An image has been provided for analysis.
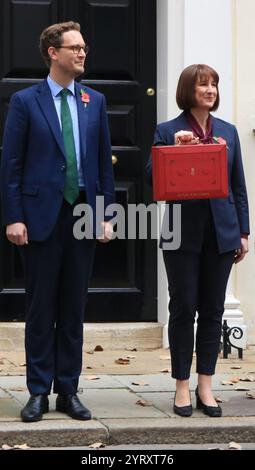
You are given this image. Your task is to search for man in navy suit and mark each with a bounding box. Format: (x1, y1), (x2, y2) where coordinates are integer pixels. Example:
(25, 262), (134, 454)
(0, 21), (115, 422)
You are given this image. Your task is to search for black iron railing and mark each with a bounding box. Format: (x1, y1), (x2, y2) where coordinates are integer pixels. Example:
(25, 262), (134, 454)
(222, 319), (243, 359)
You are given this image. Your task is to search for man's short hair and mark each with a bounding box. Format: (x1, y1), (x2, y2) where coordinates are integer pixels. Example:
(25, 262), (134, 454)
(39, 21), (81, 68)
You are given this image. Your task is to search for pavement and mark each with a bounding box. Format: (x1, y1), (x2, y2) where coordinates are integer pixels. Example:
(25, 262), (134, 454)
(0, 346), (255, 449)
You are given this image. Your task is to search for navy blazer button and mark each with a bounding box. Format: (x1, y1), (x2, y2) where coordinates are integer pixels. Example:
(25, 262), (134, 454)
(61, 165), (66, 171)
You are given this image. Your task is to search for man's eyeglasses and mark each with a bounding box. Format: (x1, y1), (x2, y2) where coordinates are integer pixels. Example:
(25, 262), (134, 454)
(56, 44), (89, 55)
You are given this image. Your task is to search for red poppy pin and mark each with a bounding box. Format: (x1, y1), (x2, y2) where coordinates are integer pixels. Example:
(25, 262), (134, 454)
(213, 136), (226, 145)
(213, 136), (229, 149)
(80, 89), (90, 108)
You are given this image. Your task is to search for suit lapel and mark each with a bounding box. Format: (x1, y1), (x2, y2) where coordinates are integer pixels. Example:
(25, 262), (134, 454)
(36, 80), (65, 157)
(211, 116), (223, 139)
(75, 82), (88, 160)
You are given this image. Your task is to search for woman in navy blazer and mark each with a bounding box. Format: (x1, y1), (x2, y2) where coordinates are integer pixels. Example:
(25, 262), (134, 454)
(147, 64), (249, 417)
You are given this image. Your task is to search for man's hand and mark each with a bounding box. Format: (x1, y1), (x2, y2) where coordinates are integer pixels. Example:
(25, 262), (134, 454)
(174, 130), (200, 145)
(6, 223), (28, 245)
(97, 221), (113, 243)
(234, 237), (249, 264)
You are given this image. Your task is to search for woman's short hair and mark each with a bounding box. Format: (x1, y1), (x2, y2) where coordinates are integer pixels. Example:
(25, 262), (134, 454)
(39, 21), (81, 68)
(176, 64), (220, 111)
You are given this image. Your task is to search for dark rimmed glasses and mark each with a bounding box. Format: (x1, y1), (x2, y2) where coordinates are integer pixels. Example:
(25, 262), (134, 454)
(56, 44), (89, 55)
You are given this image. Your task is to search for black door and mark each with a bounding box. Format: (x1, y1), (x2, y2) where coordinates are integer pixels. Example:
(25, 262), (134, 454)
(0, 0), (157, 322)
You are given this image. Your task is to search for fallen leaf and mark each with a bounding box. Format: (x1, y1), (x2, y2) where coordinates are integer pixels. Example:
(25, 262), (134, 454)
(88, 442), (105, 449)
(131, 381), (149, 386)
(221, 380), (234, 385)
(136, 399), (152, 407)
(115, 358), (130, 365)
(126, 355), (136, 359)
(230, 366), (242, 370)
(246, 392), (255, 399)
(86, 350), (94, 355)
(2, 444), (12, 450)
(85, 366), (93, 369)
(125, 347), (137, 351)
(159, 356), (170, 360)
(160, 368), (171, 373)
(239, 375), (255, 382)
(234, 386), (250, 391)
(228, 441), (242, 450)
(215, 395), (223, 403)
(13, 443), (30, 450)
(19, 363), (26, 367)
(9, 387), (26, 392)
(85, 376), (100, 380)
(229, 377), (240, 383)
(94, 345), (104, 352)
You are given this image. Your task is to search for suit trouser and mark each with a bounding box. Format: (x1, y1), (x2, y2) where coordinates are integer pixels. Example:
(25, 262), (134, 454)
(163, 220), (234, 380)
(20, 196), (96, 395)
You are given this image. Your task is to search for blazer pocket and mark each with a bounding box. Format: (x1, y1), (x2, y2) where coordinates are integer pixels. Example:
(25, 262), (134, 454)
(21, 185), (38, 196)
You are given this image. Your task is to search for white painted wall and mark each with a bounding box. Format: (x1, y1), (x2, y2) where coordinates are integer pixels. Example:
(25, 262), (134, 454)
(184, 0), (233, 121)
(234, 0), (255, 344)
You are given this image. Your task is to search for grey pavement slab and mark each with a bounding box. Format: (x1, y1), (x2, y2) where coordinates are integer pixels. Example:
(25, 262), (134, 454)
(0, 398), (22, 421)
(189, 374), (255, 390)
(113, 373), (255, 392)
(136, 390), (255, 418)
(0, 388), (9, 398)
(78, 374), (126, 389)
(114, 374), (175, 392)
(80, 388), (167, 419)
(136, 392), (195, 418)
(0, 376), (26, 388)
(2, 390), (59, 409)
(215, 391), (255, 416)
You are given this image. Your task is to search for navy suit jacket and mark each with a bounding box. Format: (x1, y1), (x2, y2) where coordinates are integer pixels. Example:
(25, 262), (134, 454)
(146, 112), (250, 253)
(0, 79), (115, 241)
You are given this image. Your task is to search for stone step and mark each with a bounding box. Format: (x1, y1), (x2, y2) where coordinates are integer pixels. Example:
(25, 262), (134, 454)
(1, 417), (255, 448)
(0, 322), (163, 351)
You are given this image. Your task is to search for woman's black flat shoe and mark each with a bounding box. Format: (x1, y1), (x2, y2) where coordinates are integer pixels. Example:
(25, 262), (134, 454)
(173, 392), (193, 417)
(195, 387), (222, 417)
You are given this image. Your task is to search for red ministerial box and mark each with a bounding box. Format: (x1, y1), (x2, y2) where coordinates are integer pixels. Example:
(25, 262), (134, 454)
(152, 144), (228, 201)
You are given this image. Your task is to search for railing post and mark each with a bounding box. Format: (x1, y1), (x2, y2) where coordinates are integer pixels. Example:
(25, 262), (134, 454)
(222, 320), (243, 359)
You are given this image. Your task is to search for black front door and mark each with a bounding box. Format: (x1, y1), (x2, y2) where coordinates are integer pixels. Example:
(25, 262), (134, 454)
(0, 0), (157, 322)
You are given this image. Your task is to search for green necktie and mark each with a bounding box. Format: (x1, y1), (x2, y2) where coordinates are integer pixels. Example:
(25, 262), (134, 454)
(60, 88), (79, 205)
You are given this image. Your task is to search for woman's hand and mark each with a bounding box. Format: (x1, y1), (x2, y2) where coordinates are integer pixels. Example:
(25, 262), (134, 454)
(234, 237), (249, 264)
(174, 130), (200, 145)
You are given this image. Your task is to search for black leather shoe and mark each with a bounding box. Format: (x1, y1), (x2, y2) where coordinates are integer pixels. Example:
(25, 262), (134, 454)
(173, 392), (193, 417)
(56, 394), (91, 420)
(195, 387), (222, 417)
(21, 394), (49, 422)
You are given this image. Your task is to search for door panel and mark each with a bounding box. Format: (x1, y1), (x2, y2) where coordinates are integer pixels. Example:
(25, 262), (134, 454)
(0, 0), (157, 322)
(1, 0), (58, 79)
